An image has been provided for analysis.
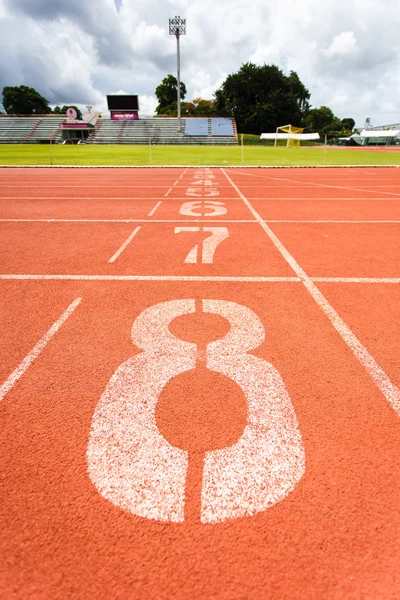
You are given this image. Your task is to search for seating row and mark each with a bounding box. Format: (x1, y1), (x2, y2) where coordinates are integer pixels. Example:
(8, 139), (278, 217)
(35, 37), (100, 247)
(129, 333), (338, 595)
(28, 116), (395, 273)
(90, 118), (237, 145)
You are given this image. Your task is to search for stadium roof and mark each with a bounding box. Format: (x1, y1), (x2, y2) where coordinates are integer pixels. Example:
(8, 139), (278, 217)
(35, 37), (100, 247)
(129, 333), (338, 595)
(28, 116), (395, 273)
(360, 129), (400, 138)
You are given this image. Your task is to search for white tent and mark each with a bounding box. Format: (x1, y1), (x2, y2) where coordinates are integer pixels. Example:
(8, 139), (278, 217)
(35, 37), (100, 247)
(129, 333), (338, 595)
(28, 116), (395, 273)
(260, 132), (320, 141)
(360, 129), (400, 138)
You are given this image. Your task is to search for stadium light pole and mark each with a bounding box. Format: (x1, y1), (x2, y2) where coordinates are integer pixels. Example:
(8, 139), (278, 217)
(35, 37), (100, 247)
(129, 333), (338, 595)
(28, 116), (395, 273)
(169, 15), (186, 132)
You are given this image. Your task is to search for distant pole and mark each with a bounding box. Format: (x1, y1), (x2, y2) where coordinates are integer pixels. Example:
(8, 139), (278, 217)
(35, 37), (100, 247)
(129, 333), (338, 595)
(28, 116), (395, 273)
(169, 16), (186, 133)
(149, 137), (152, 166)
(286, 124), (291, 148)
(177, 35), (181, 127)
(241, 133), (244, 165)
(50, 130), (53, 166)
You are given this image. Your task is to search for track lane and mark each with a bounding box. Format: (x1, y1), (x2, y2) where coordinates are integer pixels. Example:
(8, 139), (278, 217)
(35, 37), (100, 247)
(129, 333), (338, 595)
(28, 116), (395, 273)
(2, 166), (400, 599)
(2, 281), (400, 598)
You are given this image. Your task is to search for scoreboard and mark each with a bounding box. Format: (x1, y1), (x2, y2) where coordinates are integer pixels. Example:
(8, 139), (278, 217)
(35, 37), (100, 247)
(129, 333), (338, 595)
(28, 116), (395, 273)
(107, 95), (139, 120)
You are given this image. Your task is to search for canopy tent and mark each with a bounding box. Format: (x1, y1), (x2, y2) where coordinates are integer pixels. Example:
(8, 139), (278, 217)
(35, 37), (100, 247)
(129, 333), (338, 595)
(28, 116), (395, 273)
(360, 129), (400, 137)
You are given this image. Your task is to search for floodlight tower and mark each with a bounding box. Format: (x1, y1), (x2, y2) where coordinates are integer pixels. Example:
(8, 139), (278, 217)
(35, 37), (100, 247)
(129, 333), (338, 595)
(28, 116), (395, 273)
(169, 15), (186, 132)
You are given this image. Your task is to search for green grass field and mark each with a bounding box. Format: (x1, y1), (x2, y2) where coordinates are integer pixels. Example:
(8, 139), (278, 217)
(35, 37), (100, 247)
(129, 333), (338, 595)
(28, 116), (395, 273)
(1, 144), (400, 167)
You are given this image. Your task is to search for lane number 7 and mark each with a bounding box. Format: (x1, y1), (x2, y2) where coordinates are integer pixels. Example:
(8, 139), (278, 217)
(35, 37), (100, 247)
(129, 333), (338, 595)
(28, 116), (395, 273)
(174, 226), (229, 264)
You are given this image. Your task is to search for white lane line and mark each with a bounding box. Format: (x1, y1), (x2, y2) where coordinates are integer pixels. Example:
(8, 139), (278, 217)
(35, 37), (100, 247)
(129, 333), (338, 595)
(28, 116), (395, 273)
(0, 274), (300, 282)
(221, 168), (400, 418)
(148, 201), (162, 216)
(176, 167), (188, 183)
(0, 298), (81, 402)
(245, 198), (400, 202)
(108, 226), (141, 264)
(0, 274), (398, 283)
(0, 219), (257, 223)
(313, 277), (400, 283)
(261, 220), (400, 224)
(0, 197), (241, 201)
(0, 184), (203, 189)
(227, 169), (400, 198)
(163, 168), (189, 197)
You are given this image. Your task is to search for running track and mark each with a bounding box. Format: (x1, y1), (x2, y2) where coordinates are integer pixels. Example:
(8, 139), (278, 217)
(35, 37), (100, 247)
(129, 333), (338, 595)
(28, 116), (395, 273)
(1, 167), (400, 599)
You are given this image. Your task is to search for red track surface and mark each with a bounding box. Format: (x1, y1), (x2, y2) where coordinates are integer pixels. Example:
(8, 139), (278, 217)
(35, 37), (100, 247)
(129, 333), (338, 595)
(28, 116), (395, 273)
(1, 167), (400, 599)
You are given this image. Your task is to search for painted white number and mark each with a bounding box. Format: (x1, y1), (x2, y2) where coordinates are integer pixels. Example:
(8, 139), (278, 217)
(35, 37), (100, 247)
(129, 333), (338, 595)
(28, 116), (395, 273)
(190, 179), (214, 186)
(87, 300), (305, 523)
(185, 187), (220, 197)
(179, 200), (227, 217)
(174, 226), (229, 263)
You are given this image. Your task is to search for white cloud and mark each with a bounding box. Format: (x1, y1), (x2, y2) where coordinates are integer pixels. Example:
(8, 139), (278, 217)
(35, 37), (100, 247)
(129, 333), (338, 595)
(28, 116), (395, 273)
(139, 95), (158, 116)
(0, 0), (400, 126)
(323, 32), (358, 57)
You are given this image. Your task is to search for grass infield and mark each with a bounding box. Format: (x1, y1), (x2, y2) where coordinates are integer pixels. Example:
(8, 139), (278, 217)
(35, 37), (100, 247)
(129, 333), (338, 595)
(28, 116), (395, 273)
(1, 144), (400, 167)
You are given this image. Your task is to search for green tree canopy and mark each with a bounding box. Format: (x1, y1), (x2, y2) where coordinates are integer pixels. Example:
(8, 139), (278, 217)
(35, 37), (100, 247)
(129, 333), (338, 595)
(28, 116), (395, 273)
(155, 74), (186, 114)
(340, 118), (355, 134)
(305, 106), (355, 136)
(53, 105), (83, 120)
(2, 85), (52, 115)
(214, 63), (310, 134)
(182, 98), (216, 116)
(304, 106), (336, 133)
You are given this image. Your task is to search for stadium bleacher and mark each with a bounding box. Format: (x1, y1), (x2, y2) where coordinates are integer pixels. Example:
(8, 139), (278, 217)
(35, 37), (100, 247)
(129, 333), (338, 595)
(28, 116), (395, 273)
(0, 116), (237, 145)
(185, 118), (208, 136)
(0, 116), (65, 143)
(91, 117), (237, 145)
(211, 118), (234, 136)
(91, 120), (122, 144)
(29, 117), (65, 143)
(0, 118), (39, 143)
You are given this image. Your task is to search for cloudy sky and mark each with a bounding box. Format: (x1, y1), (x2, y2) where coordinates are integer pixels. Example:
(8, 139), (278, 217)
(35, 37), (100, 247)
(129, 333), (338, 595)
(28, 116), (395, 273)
(0, 0), (399, 127)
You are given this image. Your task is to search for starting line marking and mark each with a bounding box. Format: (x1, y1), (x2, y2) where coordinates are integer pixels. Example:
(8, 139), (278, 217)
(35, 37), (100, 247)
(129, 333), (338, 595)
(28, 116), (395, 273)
(0, 219), (399, 224)
(222, 168), (400, 418)
(0, 219), (256, 223)
(0, 298), (81, 402)
(147, 201), (162, 216)
(1, 274), (399, 283)
(8, 196), (400, 201)
(314, 277), (400, 283)
(0, 274), (301, 282)
(0, 197), (241, 201)
(108, 226), (141, 263)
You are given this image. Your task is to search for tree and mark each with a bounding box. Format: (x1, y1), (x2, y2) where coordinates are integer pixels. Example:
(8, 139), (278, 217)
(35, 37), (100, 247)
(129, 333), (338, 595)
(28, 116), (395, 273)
(155, 74), (186, 115)
(214, 63), (310, 134)
(2, 85), (52, 115)
(304, 106), (355, 137)
(182, 98), (216, 116)
(53, 105), (83, 120)
(340, 118), (355, 135)
(304, 106), (336, 133)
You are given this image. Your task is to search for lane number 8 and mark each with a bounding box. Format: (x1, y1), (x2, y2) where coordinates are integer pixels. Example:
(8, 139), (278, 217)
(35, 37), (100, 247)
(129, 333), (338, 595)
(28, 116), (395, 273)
(87, 300), (305, 524)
